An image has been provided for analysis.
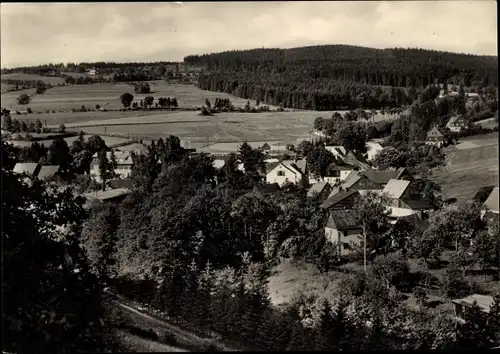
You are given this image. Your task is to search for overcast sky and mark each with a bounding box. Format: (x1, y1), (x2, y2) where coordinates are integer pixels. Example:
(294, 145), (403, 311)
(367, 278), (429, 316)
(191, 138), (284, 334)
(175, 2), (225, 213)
(1, 1), (497, 68)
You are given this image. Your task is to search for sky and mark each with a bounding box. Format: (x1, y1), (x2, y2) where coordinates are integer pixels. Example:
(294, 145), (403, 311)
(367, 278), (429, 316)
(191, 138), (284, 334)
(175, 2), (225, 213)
(1, 1), (498, 68)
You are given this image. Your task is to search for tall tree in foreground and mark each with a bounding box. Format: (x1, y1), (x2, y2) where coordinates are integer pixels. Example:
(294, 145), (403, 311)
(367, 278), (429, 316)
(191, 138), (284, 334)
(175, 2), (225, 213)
(353, 192), (391, 273)
(2, 141), (115, 353)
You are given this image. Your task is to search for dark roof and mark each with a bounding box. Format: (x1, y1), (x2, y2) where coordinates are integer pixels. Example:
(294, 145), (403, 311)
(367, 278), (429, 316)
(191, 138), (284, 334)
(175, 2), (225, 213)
(320, 190), (359, 209)
(108, 178), (134, 190)
(307, 182), (330, 197)
(395, 213), (430, 231)
(325, 159), (357, 173)
(402, 199), (434, 210)
(37, 165), (61, 180)
(253, 183), (281, 194)
(265, 162), (281, 173)
(342, 150), (370, 169)
(362, 168), (406, 185)
(326, 210), (360, 230)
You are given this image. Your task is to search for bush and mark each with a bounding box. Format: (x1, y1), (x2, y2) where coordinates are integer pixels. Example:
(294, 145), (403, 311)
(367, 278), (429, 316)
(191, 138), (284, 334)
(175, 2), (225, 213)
(26, 108), (32, 114)
(371, 251), (411, 291)
(17, 94), (31, 105)
(158, 332), (178, 346)
(440, 266), (482, 299)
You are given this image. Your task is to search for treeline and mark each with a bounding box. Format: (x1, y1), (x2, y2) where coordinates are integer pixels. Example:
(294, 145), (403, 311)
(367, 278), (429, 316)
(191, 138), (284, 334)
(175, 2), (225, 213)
(1, 79), (54, 92)
(184, 45), (498, 110)
(1, 61), (180, 75)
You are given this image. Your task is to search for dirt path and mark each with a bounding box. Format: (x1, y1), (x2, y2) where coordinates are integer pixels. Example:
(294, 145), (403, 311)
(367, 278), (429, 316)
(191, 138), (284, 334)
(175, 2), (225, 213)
(111, 296), (240, 352)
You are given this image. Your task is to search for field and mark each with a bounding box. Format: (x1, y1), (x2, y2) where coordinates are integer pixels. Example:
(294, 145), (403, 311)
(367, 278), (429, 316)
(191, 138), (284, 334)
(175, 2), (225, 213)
(1, 81), (281, 113)
(14, 110), (172, 126)
(41, 109), (392, 153)
(431, 133), (499, 201)
(1, 73), (66, 85)
(6, 134), (133, 149)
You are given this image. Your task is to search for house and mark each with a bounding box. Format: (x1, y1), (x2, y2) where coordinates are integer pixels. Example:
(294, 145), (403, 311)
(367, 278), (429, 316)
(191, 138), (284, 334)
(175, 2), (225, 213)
(320, 190), (360, 210)
(382, 179), (433, 219)
(90, 150), (134, 182)
(481, 186), (499, 222)
(324, 209), (362, 256)
(338, 168), (413, 195)
(261, 143), (271, 153)
(82, 188), (132, 208)
(115, 143), (149, 155)
(451, 294), (495, 321)
(307, 182), (332, 202)
(88, 68), (97, 76)
(13, 162), (40, 178)
(365, 141), (384, 161)
(446, 115), (468, 133)
(342, 150), (370, 170)
(266, 159), (308, 187)
(425, 126), (445, 147)
(310, 160), (359, 185)
(252, 183), (281, 197)
(37, 165), (62, 182)
(325, 145), (347, 159)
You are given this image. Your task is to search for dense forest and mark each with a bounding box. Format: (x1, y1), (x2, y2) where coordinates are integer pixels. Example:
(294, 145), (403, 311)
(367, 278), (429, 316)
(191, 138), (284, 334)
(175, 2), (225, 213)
(184, 45), (498, 110)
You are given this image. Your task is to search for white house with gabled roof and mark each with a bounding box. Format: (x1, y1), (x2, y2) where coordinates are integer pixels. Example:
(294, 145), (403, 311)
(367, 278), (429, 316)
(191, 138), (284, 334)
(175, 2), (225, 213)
(266, 159), (307, 186)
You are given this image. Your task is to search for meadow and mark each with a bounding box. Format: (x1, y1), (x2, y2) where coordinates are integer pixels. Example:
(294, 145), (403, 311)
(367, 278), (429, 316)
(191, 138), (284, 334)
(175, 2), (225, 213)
(14, 110), (171, 126)
(7, 134), (133, 149)
(1, 73), (66, 85)
(47, 109), (393, 152)
(1, 81), (280, 113)
(431, 132), (499, 201)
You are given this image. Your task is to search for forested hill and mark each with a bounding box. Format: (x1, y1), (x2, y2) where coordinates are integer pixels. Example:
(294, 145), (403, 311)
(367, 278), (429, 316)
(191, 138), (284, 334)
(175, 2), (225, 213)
(184, 45), (498, 110)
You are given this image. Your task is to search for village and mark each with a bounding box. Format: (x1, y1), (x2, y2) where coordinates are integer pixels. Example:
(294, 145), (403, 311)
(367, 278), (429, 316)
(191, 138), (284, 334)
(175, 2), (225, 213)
(3, 2), (499, 352)
(6, 101), (499, 326)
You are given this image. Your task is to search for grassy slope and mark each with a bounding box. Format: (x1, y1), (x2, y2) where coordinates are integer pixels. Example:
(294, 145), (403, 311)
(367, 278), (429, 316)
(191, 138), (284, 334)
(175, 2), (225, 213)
(1, 73), (66, 85)
(2, 81), (278, 112)
(431, 133), (499, 201)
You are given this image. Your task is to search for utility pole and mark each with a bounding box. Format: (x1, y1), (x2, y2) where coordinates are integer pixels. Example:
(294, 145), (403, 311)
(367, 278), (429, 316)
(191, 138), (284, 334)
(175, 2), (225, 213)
(364, 229), (367, 274)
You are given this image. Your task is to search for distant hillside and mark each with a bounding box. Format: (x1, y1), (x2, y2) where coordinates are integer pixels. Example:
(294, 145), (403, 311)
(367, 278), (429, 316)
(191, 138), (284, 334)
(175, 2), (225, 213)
(184, 45), (498, 110)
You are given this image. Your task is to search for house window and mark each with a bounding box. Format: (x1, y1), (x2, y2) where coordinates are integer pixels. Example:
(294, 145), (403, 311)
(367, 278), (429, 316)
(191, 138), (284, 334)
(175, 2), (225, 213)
(277, 171), (285, 176)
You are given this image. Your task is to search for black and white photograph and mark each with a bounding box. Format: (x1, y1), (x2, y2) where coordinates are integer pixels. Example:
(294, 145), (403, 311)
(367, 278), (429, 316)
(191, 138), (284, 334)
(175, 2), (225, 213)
(2, 1), (499, 352)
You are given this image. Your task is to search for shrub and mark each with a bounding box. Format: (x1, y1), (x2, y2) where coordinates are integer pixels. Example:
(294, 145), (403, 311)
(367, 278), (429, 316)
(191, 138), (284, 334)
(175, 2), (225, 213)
(371, 251), (411, 291)
(26, 107), (32, 114)
(440, 266), (482, 299)
(17, 94), (30, 105)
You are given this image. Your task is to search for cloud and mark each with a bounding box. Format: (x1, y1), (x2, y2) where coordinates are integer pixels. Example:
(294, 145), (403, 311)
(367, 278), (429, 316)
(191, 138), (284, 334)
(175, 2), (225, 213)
(1, 1), (497, 68)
